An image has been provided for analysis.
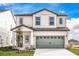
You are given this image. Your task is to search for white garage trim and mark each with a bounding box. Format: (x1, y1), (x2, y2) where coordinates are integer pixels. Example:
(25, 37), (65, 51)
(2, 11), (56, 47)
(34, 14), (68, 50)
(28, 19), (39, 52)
(33, 31), (68, 48)
(34, 31), (67, 36)
(36, 36), (65, 48)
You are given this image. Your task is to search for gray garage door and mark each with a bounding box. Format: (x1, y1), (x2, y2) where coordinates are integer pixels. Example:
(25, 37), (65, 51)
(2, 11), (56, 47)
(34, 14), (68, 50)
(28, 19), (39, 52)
(36, 36), (64, 48)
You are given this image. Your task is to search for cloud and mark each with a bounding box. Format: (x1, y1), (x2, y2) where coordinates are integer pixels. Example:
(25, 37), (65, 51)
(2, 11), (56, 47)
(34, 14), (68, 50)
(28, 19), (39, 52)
(59, 10), (65, 13)
(0, 3), (9, 6)
(11, 5), (33, 14)
(48, 3), (60, 10)
(67, 18), (79, 29)
(67, 18), (79, 41)
(0, 3), (13, 7)
(0, 3), (15, 10)
(0, 3), (34, 14)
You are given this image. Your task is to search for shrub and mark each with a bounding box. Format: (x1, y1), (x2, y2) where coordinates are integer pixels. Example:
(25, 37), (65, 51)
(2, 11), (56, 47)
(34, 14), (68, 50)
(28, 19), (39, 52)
(0, 46), (16, 51)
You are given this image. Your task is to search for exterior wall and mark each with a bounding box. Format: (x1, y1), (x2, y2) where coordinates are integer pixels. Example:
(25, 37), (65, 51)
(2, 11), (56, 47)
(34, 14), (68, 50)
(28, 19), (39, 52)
(0, 11), (16, 31)
(15, 10), (67, 28)
(33, 10), (57, 28)
(12, 30), (68, 49)
(11, 31), (16, 46)
(14, 9), (68, 49)
(0, 27), (10, 47)
(16, 16), (33, 27)
(57, 16), (66, 27)
(33, 31), (68, 48)
(12, 26), (33, 49)
(34, 31), (67, 36)
(0, 10), (16, 47)
(65, 35), (68, 48)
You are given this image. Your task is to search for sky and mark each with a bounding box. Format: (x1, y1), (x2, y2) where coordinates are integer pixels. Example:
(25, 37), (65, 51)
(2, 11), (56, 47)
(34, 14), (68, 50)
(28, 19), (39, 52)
(0, 3), (79, 41)
(0, 3), (79, 19)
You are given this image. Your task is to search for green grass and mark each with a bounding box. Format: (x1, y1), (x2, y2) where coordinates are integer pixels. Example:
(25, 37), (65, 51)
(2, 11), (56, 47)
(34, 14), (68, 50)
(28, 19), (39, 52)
(0, 47), (34, 56)
(67, 48), (79, 56)
(0, 51), (34, 56)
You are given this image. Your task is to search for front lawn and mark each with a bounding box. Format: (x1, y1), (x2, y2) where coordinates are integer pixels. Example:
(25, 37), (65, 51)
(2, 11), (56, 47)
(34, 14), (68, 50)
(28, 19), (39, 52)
(0, 47), (34, 56)
(0, 51), (34, 56)
(67, 48), (79, 56)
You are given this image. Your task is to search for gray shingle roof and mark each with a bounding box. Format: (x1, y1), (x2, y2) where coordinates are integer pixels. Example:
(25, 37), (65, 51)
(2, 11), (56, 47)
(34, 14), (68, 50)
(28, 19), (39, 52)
(11, 24), (70, 31)
(34, 27), (69, 31)
(15, 8), (67, 16)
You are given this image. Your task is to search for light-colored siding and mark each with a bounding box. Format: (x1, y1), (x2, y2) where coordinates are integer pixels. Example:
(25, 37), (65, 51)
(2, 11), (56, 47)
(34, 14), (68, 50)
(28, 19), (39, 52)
(0, 28), (9, 47)
(33, 10), (57, 28)
(14, 9), (68, 49)
(16, 16), (33, 27)
(15, 10), (67, 28)
(0, 11), (15, 31)
(57, 16), (66, 27)
(0, 10), (16, 47)
(34, 31), (67, 36)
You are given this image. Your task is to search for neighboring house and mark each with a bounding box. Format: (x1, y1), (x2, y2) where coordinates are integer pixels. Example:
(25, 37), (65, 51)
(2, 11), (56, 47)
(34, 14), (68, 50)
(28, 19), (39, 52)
(0, 10), (16, 47)
(68, 39), (79, 48)
(11, 9), (69, 49)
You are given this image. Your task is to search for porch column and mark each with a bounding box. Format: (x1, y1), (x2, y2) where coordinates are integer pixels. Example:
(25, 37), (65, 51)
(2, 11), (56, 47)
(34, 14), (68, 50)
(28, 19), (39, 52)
(30, 31), (33, 45)
(23, 33), (25, 49)
(33, 36), (36, 48)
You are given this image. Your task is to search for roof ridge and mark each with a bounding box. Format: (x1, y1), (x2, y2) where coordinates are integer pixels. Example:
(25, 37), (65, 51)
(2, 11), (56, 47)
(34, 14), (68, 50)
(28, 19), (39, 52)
(14, 8), (67, 16)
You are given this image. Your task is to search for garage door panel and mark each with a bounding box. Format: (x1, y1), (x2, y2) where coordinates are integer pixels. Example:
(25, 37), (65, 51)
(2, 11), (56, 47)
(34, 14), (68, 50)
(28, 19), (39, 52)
(36, 39), (50, 48)
(36, 36), (64, 48)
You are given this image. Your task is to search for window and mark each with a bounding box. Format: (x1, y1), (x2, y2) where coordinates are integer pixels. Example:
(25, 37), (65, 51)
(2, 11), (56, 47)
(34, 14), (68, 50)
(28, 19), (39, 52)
(49, 17), (54, 25)
(19, 18), (23, 24)
(47, 36), (49, 39)
(25, 36), (29, 43)
(58, 36), (60, 39)
(61, 36), (64, 39)
(35, 17), (40, 25)
(54, 36), (56, 39)
(40, 36), (42, 39)
(51, 36), (53, 39)
(44, 36), (46, 39)
(59, 18), (63, 24)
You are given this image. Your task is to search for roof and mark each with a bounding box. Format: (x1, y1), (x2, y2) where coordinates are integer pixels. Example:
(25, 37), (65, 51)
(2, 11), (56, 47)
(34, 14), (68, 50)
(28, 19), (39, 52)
(69, 39), (79, 42)
(14, 13), (32, 16)
(15, 9), (67, 16)
(0, 10), (9, 13)
(11, 24), (70, 31)
(34, 27), (70, 31)
(11, 24), (34, 31)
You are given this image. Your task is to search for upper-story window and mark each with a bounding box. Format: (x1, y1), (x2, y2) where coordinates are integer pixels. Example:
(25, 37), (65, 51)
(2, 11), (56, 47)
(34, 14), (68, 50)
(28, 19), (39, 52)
(49, 17), (54, 25)
(35, 17), (40, 25)
(19, 18), (23, 24)
(59, 18), (63, 24)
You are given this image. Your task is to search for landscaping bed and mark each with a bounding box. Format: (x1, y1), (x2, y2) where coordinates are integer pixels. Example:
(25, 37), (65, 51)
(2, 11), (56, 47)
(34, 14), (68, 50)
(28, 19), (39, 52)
(67, 48), (79, 56)
(0, 46), (34, 56)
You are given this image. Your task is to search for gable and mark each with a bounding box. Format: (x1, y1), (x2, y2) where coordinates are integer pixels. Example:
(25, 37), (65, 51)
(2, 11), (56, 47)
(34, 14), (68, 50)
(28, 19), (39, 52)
(11, 25), (33, 31)
(12, 26), (33, 32)
(21, 26), (33, 31)
(34, 10), (56, 15)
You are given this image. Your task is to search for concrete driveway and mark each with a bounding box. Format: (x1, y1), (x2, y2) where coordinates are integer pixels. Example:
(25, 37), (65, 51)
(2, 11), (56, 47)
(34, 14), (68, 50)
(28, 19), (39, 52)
(34, 49), (76, 56)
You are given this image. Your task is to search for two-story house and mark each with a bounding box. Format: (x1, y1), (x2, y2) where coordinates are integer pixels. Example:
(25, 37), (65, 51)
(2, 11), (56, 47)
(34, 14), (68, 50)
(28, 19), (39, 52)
(11, 9), (69, 49)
